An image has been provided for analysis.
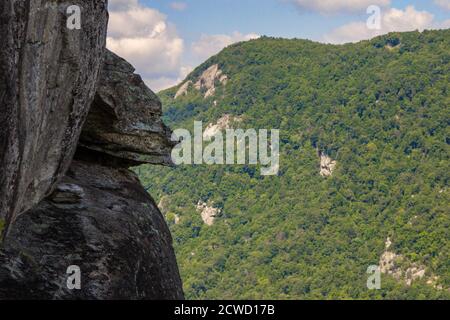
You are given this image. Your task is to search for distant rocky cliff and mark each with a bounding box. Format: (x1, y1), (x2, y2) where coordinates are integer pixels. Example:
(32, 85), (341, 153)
(0, 1), (183, 300)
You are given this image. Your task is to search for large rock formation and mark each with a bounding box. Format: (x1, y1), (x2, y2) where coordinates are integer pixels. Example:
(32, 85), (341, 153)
(0, 160), (183, 299)
(79, 50), (175, 167)
(174, 64), (228, 99)
(194, 64), (228, 98)
(0, 2), (183, 300)
(0, 0), (109, 232)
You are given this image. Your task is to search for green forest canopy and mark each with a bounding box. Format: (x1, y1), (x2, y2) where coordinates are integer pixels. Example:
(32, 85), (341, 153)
(138, 30), (450, 299)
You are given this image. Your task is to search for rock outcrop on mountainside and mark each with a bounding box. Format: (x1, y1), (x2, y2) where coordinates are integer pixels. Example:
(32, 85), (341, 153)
(318, 151), (337, 177)
(0, 1), (183, 300)
(174, 64), (228, 99)
(196, 201), (221, 226)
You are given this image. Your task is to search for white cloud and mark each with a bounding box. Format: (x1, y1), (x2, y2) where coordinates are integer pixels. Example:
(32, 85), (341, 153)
(170, 2), (188, 11)
(108, 0), (139, 11)
(192, 32), (260, 63)
(287, 0), (391, 14)
(144, 77), (183, 92)
(107, 0), (185, 91)
(107, 2), (260, 91)
(436, 19), (450, 29)
(144, 66), (193, 92)
(434, 0), (450, 10)
(324, 6), (437, 44)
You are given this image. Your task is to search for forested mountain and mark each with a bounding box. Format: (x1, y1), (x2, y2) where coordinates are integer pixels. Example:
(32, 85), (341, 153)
(138, 30), (450, 299)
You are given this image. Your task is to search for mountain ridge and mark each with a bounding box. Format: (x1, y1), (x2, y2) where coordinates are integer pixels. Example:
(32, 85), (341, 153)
(139, 29), (449, 299)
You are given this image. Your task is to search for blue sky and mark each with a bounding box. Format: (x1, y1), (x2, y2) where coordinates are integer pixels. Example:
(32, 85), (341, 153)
(145, 0), (449, 42)
(107, 0), (450, 91)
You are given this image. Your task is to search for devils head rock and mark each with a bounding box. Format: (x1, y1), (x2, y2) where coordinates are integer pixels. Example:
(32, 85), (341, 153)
(0, 1), (183, 300)
(78, 50), (176, 167)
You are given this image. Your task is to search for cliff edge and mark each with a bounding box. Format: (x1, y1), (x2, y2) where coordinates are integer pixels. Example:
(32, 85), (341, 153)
(0, 1), (183, 300)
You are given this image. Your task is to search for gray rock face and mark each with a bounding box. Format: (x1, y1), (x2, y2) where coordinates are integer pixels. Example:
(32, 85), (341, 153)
(0, 1), (184, 300)
(0, 1), (109, 231)
(79, 50), (175, 167)
(0, 160), (183, 300)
